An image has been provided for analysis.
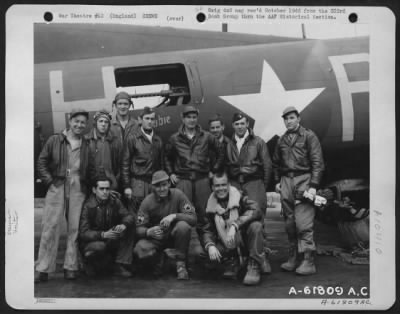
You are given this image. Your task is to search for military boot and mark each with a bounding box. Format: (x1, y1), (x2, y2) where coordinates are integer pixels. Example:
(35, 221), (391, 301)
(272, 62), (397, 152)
(260, 252), (272, 274)
(243, 259), (261, 286)
(34, 271), (48, 283)
(295, 250), (316, 275)
(280, 246), (297, 272)
(113, 263), (133, 278)
(222, 257), (239, 279)
(152, 252), (165, 278)
(176, 261), (189, 280)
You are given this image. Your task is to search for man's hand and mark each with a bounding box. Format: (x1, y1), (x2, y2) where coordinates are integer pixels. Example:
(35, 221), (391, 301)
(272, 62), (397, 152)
(208, 245), (222, 262)
(170, 174), (179, 185)
(146, 226), (164, 240)
(160, 214), (176, 229)
(226, 225), (236, 247)
(103, 228), (120, 240)
(308, 187), (317, 198)
(124, 188), (132, 200)
(275, 183), (281, 194)
(113, 224), (127, 234)
(110, 190), (121, 200)
(303, 187), (317, 201)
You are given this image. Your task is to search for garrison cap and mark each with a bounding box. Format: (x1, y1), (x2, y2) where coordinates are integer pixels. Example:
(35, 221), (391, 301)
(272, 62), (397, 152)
(69, 108), (89, 120)
(232, 112), (246, 123)
(151, 170), (170, 185)
(182, 105), (199, 116)
(208, 113), (224, 124)
(114, 91), (132, 104)
(93, 109), (112, 122)
(282, 106), (299, 118)
(139, 106), (155, 118)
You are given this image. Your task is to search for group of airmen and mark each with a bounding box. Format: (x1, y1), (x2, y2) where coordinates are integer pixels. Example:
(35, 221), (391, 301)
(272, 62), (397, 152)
(35, 90), (324, 286)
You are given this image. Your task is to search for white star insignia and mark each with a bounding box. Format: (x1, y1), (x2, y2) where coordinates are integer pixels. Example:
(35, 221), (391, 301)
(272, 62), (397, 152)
(219, 60), (325, 140)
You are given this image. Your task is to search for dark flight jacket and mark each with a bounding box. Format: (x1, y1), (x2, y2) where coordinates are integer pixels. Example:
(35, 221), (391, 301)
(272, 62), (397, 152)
(165, 125), (224, 179)
(121, 128), (164, 189)
(79, 194), (135, 244)
(272, 125), (324, 188)
(225, 128), (272, 189)
(136, 188), (197, 239)
(200, 194), (262, 250)
(37, 130), (91, 192)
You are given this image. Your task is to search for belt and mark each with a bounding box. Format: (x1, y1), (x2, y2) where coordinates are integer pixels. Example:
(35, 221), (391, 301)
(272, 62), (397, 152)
(66, 169), (80, 177)
(177, 171), (208, 181)
(283, 171), (308, 178)
(236, 174), (262, 184)
(132, 175), (152, 183)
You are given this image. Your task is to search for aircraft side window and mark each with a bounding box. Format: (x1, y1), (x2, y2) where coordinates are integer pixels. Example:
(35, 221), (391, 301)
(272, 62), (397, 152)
(114, 64), (191, 110)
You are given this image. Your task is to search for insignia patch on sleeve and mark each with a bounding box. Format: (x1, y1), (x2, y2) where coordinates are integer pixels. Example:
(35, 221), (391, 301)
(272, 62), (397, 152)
(183, 203), (194, 213)
(136, 214), (145, 225)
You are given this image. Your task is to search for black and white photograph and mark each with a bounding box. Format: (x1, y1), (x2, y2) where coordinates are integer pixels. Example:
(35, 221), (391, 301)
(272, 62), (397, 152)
(5, 4), (396, 310)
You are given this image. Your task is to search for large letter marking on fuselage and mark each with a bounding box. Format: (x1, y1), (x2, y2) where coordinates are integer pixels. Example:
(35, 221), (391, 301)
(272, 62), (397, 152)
(50, 66), (116, 131)
(328, 53), (369, 142)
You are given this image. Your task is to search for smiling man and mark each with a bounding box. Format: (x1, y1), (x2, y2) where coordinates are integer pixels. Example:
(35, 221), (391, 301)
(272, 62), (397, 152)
(35, 109), (91, 282)
(226, 112), (272, 214)
(165, 106), (224, 229)
(122, 107), (164, 212)
(110, 91), (139, 144)
(208, 114), (231, 175)
(133, 170), (197, 280)
(79, 173), (135, 278)
(86, 110), (121, 191)
(272, 106), (325, 275)
(200, 172), (265, 285)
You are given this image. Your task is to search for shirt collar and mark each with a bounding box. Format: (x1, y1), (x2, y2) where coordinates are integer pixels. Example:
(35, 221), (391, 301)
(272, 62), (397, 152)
(234, 129), (249, 143)
(141, 127), (154, 137)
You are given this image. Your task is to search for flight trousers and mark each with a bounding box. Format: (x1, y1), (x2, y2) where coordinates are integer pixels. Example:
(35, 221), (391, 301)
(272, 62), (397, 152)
(133, 221), (192, 261)
(176, 176), (210, 223)
(81, 227), (135, 269)
(35, 177), (85, 273)
(280, 173), (316, 252)
(200, 221), (265, 266)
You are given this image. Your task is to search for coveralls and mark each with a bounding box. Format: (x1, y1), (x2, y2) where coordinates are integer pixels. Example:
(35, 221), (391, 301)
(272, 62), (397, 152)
(35, 130), (90, 273)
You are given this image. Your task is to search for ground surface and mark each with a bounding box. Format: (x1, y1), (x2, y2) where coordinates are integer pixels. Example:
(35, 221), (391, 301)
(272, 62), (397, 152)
(34, 198), (369, 299)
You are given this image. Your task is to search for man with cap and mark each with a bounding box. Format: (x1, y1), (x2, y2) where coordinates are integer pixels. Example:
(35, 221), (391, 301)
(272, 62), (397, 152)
(208, 114), (231, 176)
(133, 170), (197, 280)
(35, 109), (91, 282)
(164, 106), (224, 227)
(272, 106), (324, 275)
(110, 91), (139, 154)
(79, 171), (135, 278)
(86, 109), (122, 191)
(225, 112), (273, 273)
(200, 172), (265, 286)
(122, 106), (164, 212)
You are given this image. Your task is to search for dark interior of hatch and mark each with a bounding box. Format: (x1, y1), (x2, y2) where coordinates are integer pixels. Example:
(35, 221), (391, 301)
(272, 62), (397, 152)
(114, 63), (191, 107)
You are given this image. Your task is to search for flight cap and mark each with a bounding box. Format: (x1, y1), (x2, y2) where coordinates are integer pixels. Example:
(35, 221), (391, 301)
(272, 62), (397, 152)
(151, 170), (170, 185)
(114, 91), (132, 103)
(140, 106), (155, 118)
(232, 112), (246, 123)
(208, 113), (224, 124)
(93, 109), (112, 122)
(182, 105), (199, 117)
(70, 108), (89, 120)
(282, 106), (299, 118)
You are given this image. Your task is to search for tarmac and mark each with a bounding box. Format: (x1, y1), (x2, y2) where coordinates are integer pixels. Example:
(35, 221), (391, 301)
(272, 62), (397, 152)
(34, 197), (369, 299)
